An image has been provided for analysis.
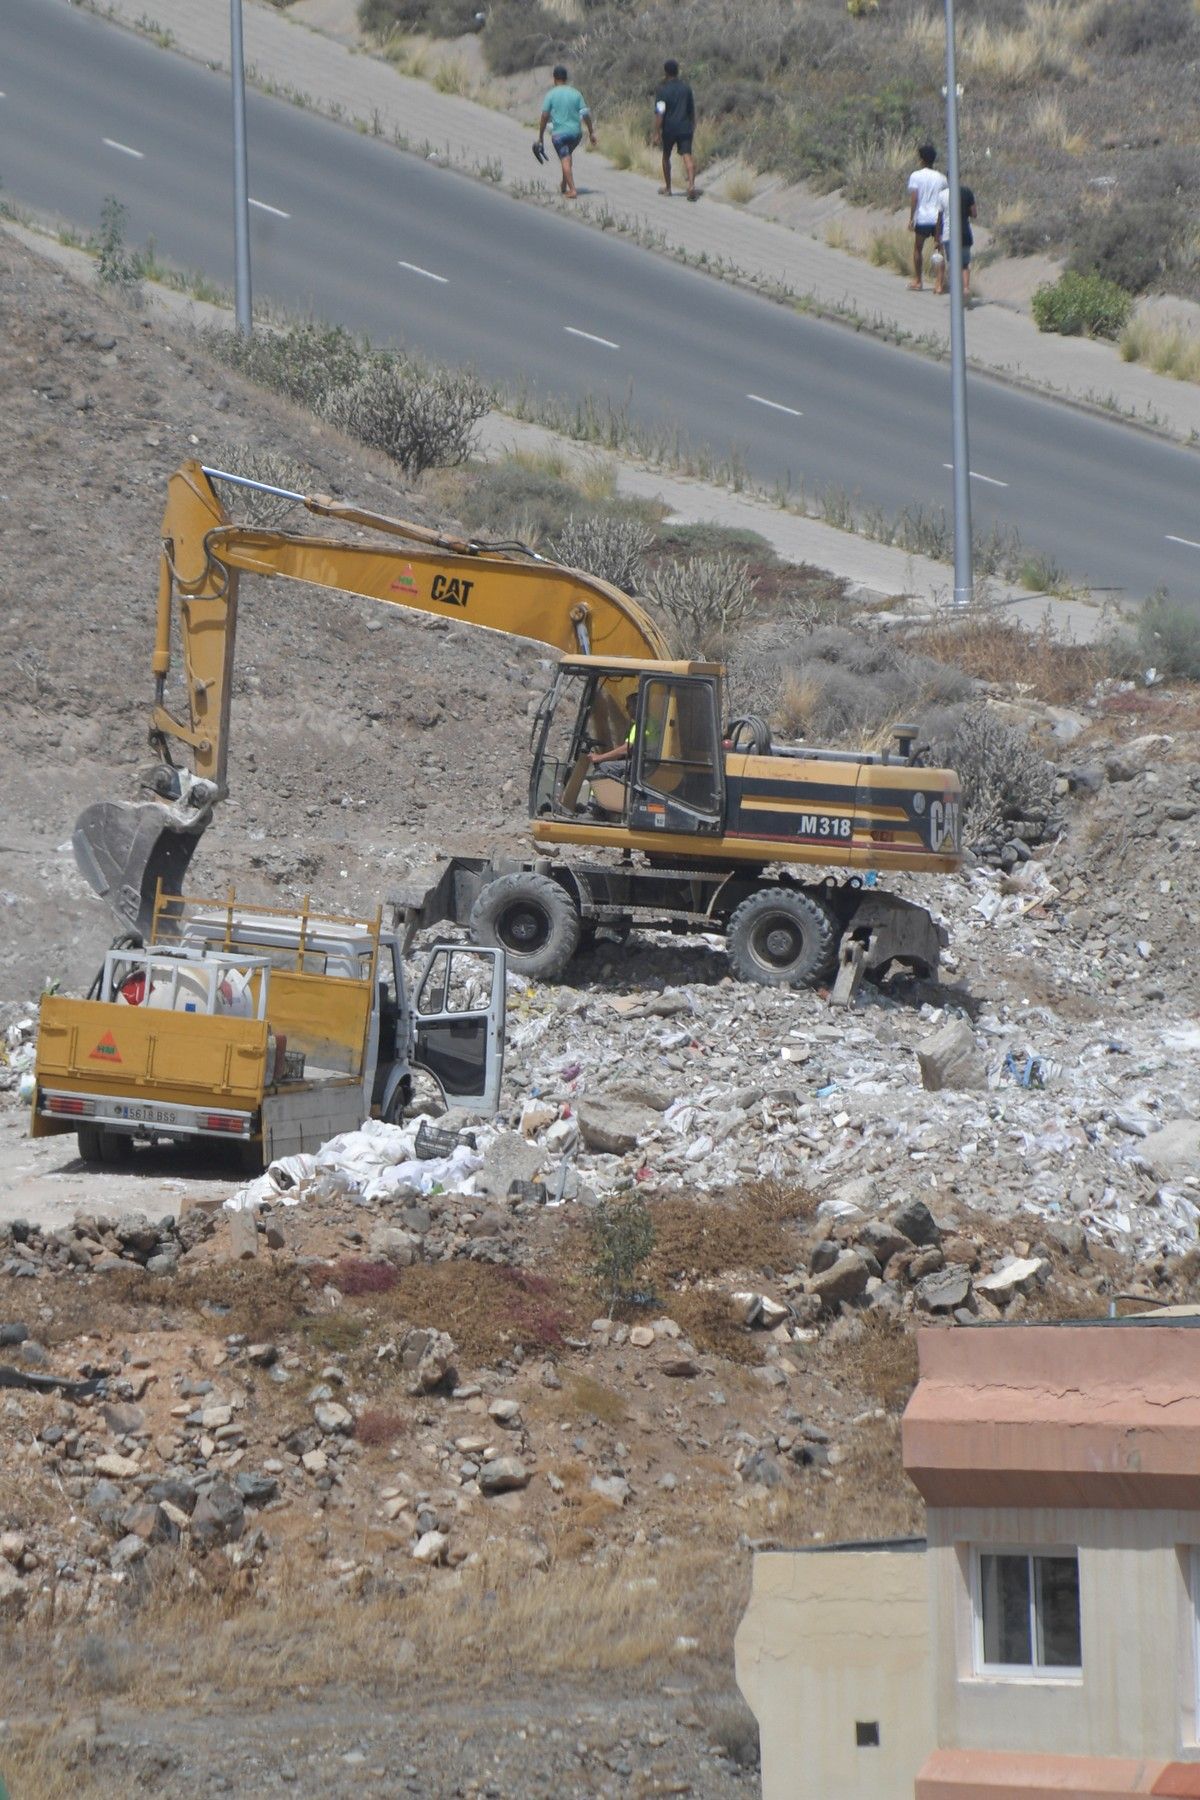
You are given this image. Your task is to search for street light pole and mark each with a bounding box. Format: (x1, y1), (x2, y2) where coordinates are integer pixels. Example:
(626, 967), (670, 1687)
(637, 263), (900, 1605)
(944, 0), (972, 606)
(230, 0), (253, 334)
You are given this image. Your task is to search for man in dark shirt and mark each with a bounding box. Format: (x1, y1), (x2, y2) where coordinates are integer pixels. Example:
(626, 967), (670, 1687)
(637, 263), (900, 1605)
(654, 59), (697, 201)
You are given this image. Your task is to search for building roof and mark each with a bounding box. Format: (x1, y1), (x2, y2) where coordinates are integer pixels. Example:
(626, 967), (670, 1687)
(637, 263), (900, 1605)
(903, 1323), (1200, 1510)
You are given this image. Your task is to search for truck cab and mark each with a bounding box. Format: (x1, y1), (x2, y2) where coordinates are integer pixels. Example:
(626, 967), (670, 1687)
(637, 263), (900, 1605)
(32, 891), (505, 1167)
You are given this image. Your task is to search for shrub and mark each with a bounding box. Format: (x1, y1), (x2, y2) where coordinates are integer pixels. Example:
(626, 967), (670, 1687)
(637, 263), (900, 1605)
(1136, 592), (1200, 679)
(324, 356), (491, 476)
(355, 1409), (408, 1446)
(358, 0), (476, 37)
(95, 194), (144, 300)
(1087, 0), (1192, 55)
(209, 320), (366, 409)
(643, 553), (760, 654)
(589, 1195), (656, 1317)
(936, 703), (1056, 839)
(1068, 201), (1170, 296)
(482, 0), (565, 75)
(332, 1257), (399, 1295)
(207, 446), (311, 527)
(1031, 269), (1132, 339)
(549, 514), (653, 592)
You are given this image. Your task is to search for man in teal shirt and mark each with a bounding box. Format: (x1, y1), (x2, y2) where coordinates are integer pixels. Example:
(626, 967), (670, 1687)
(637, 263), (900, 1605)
(537, 65), (596, 201)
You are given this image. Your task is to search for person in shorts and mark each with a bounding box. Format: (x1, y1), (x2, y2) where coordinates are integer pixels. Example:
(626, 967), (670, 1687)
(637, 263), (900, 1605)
(538, 66), (596, 201)
(654, 59), (697, 200)
(906, 141), (945, 289)
(936, 179), (978, 299)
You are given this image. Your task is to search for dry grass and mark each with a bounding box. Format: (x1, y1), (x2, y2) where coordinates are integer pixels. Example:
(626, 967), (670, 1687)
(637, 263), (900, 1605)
(962, 6), (1085, 86)
(901, 611), (1107, 706)
(1120, 315), (1200, 383)
(598, 103), (664, 181)
(776, 669), (825, 737)
(823, 1313), (919, 1415)
(565, 1373), (629, 1425)
(721, 167), (757, 205)
(431, 56), (473, 96)
(1027, 92), (1087, 153)
(868, 226), (913, 278)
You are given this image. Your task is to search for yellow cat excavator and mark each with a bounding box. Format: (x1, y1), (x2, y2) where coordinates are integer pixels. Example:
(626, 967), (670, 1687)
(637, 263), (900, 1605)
(74, 460), (962, 995)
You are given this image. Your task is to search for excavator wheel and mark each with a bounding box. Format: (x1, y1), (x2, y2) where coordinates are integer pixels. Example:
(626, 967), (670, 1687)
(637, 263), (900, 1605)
(726, 888), (838, 989)
(469, 872), (580, 981)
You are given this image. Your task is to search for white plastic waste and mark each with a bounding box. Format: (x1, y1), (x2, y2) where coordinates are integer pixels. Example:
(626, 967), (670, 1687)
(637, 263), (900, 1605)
(224, 1115), (488, 1213)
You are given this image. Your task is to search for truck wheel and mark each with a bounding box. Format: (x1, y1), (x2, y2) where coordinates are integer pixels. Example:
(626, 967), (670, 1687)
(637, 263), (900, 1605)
(76, 1125), (133, 1165)
(726, 889), (837, 988)
(469, 872), (580, 981)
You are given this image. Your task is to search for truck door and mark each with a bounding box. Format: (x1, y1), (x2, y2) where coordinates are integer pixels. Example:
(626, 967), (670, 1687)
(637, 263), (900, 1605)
(413, 945), (506, 1114)
(628, 676), (724, 837)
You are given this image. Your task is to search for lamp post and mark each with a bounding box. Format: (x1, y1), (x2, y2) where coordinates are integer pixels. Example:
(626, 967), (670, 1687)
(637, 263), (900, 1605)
(231, 0), (252, 334)
(944, 0), (972, 606)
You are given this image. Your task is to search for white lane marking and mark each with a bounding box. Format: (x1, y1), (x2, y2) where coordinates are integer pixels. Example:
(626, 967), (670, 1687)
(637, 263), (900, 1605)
(1165, 533), (1200, 551)
(102, 137), (144, 159)
(943, 462), (1008, 488)
(249, 197), (290, 219)
(747, 392), (803, 418)
(397, 259), (448, 284)
(564, 326), (620, 349)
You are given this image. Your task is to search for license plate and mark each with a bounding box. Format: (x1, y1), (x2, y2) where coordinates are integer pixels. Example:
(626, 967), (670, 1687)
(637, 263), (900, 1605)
(110, 1101), (179, 1127)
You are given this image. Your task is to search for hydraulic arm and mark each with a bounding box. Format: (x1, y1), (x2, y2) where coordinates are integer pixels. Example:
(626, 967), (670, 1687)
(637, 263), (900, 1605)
(74, 461), (668, 935)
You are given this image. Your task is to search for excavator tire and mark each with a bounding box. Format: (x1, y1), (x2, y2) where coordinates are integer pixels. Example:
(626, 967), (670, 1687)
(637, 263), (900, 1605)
(726, 888), (838, 989)
(469, 872), (580, 981)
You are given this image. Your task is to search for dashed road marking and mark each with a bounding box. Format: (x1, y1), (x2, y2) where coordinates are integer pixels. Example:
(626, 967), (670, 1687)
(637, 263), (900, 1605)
(102, 137), (144, 159)
(1165, 534), (1200, 551)
(943, 463), (1008, 488)
(397, 259), (448, 283)
(249, 197), (290, 219)
(564, 326), (620, 349)
(747, 393), (803, 418)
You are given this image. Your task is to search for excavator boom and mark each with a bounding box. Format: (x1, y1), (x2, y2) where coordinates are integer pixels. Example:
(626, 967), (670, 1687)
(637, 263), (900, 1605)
(75, 461), (669, 936)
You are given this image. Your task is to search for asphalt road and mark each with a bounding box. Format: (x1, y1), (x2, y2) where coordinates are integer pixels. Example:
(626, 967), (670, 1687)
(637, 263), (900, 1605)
(3, 0), (1199, 602)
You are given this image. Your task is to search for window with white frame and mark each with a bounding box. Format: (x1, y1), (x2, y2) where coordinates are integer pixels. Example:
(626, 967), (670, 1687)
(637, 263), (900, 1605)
(975, 1550), (1082, 1675)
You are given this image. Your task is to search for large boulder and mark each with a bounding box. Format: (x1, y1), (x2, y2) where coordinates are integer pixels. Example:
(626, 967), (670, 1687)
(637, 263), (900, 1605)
(477, 1457), (532, 1495)
(890, 1199), (942, 1248)
(916, 1017), (988, 1092)
(915, 1265), (974, 1314)
(809, 1251), (870, 1310)
(401, 1328), (457, 1396)
(577, 1098), (657, 1156)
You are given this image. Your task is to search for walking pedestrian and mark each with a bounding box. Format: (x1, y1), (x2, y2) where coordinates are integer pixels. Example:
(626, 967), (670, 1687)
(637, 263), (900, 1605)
(936, 177), (978, 300)
(537, 65), (596, 201)
(906, 141), (945, 290)
(654, 59), (697, 200)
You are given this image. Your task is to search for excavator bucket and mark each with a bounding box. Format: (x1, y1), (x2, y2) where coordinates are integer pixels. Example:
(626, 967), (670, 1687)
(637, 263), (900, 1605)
(72, 800), (209, 940)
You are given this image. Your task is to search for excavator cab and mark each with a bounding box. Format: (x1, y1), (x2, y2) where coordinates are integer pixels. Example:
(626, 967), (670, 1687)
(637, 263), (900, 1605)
(528, 656), (726, 843)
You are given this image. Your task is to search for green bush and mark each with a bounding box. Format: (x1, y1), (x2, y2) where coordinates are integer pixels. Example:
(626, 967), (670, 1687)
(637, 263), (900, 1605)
(1031, 270), (1132, 339)
(482, 0), (565, 75)
(589, 1195), (656, 1317)
(209, 320), (366, 409)
(1136, 593), (1200, 679)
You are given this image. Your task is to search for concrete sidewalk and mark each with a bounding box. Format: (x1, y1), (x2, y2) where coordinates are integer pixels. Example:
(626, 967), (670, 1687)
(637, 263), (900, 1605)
(98, 0), (1200, 444)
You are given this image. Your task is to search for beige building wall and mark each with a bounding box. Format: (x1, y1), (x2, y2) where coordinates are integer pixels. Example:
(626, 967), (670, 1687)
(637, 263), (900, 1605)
(927, 1505), (1200, 1761)
(736, 1545), (933, 1800)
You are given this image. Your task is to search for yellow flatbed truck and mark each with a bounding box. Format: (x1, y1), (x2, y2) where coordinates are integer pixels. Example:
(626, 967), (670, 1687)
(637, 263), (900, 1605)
(31, 889), (505, 1167)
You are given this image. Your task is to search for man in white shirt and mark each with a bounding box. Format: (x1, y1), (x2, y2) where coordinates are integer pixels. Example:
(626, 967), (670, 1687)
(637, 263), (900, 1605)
(907, 142), (944, 290)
